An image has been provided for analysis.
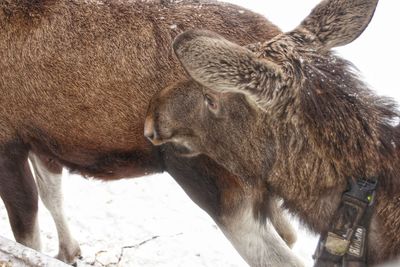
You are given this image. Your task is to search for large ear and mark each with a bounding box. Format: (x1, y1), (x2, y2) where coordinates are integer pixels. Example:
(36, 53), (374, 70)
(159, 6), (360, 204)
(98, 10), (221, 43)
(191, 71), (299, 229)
(295, 0), (379, 50)
(173, 29), (284, 108)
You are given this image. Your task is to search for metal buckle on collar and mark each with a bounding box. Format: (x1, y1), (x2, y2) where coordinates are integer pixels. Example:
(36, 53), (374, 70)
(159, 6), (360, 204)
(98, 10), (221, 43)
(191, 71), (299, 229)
(325, 232), (351, 256)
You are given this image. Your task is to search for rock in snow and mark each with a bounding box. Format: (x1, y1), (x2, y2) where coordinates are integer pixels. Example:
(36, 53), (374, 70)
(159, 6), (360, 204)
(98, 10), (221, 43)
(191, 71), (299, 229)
(0, 236), (68, 267)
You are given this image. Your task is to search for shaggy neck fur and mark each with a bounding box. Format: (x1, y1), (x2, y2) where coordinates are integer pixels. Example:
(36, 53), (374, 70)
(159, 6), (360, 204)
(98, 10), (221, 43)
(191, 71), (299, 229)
(263, 51), (400, 263)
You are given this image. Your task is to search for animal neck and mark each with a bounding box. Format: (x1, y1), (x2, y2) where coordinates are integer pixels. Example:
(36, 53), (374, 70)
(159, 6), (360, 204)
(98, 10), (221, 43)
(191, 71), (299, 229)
(264, 122), (345, 232)
(266, 53), (400, 193)
(263, 73), (400, 232)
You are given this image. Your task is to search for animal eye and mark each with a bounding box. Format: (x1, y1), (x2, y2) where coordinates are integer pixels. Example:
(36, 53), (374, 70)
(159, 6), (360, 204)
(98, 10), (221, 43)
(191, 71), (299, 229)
(204, 93), (218, 110)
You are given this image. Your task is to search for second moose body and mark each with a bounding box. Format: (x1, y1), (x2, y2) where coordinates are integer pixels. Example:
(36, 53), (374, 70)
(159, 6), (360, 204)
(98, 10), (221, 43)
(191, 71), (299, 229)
(146, 0), (400, 265)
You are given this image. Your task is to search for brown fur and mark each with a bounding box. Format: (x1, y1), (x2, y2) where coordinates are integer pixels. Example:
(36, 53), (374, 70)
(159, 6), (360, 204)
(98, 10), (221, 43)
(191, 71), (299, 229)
(146, 0), (400, 264)
(0, 0), (279, 177)
(0, 141), (39, 245)
(0, 0), (293, 265)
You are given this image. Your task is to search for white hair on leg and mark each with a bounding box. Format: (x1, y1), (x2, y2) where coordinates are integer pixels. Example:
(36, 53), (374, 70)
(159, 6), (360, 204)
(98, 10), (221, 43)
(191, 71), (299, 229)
(219, 201), (304, 267)
(29, 153), (81, 264)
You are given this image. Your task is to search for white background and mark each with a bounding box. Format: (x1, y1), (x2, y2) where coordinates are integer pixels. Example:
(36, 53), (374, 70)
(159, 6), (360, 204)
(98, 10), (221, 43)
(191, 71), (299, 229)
(1, 1), (399, 266)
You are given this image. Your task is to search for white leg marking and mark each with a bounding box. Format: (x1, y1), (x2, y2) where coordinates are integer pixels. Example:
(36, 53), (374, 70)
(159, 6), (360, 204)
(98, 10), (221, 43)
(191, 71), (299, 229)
(29, 153), (81, 263)
(219, 201), (304, 267)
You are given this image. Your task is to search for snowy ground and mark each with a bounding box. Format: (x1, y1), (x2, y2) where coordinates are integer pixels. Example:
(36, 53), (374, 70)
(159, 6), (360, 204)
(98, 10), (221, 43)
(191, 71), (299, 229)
(1, 0), (399, 267)
(0, 172), (318, 267)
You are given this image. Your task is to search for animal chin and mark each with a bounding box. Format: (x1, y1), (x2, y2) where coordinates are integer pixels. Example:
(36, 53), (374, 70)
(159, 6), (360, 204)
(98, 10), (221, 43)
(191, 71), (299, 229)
(169, 138), (200, 157)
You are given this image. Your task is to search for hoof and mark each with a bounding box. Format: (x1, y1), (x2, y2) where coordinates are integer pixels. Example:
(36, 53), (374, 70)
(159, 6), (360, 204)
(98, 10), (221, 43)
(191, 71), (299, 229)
(56, 240), (82, 264)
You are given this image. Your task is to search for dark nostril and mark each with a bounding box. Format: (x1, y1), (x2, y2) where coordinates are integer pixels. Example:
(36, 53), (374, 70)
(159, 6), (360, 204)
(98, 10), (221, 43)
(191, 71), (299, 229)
(146, 132), (155, 140)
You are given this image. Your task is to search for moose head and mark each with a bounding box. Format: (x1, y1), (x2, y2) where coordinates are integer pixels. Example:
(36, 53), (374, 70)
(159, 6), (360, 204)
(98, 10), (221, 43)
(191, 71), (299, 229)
(145, 0), (399, 184)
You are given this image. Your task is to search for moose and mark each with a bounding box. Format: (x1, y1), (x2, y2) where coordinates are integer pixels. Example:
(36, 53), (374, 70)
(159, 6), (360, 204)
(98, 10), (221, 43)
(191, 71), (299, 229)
(145, 0), (400, 265)
(0, 0), (305, 266)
